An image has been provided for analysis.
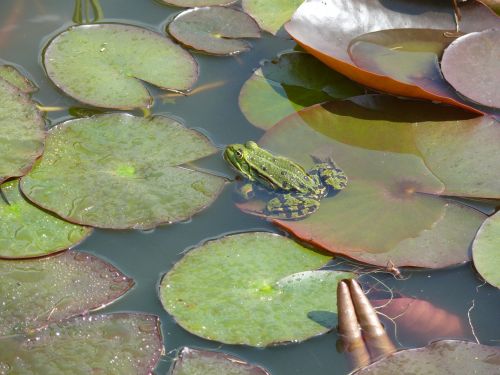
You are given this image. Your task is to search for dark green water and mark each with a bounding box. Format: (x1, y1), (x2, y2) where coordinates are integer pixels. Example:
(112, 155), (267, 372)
(1, 1), (499, 374)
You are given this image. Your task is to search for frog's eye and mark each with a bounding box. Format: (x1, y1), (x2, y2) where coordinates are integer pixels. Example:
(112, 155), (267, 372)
(235, 149), (243, 158)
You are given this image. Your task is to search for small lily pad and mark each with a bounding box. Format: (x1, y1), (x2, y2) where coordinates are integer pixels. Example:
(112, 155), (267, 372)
(160, 232), (354, 347)
(160, 0), (237, 7)
(0, 78), (45, 184)
(0, 251), (134, 336)
(171, 347), (270, 375)
(168, 7), (260, 55)
(441, 28), (500, 109)
(353, 340), (500, 374)
(239, 52), (364, 129)
(0, 65), (37, 93)
(472, 211), (500, 288)
(21, 114), (225, 229)
(44, 23), (198, 109)
(0, 313), (163, 375)
(242, 0), (303, 35)
(0, 179), (92, 259)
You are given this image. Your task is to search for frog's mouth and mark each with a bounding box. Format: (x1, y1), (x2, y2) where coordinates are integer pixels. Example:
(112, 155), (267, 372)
(223, 146), (253, 181)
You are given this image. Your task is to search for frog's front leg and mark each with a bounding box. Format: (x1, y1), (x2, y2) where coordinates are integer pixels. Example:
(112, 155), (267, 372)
(235, 182), (256, 200)
(266, 193), (320, 219)
(309, 161), (348, 192)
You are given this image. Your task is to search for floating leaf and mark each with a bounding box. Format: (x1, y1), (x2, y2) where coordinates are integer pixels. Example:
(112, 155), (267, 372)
(352, 340), (500, 374)
(286, 0), (500, 112)
(171, 347), (270, 375)
(242, 0), (303, 35)
(160, 232), (353, 347)
(441, 29), (500, 109)
(0, 179), (92, 259)
(0, 251), (133, 336)
(160, 0), (237, 7)
(44, 23), (198, 109)
(0, 78), (45, 184)
(239, 52), (364, 129)
(0, 65), (37, 93)
(237, 96), (488, 268)
(0, 313), (163, 375)
(472, 211), (500, 288)
(168, 7), (260, 55)
(21, 114), (225, 229)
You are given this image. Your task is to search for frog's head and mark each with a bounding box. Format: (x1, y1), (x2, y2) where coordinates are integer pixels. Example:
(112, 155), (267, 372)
(224, 141), (260, 181)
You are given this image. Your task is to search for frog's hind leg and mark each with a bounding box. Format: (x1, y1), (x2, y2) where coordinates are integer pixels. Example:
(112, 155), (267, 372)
(266, 194), (320, 219)
(309, 160), (348, 192)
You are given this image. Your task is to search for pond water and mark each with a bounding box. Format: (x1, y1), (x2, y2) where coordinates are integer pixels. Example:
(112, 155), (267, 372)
(1, 0), (499, 374)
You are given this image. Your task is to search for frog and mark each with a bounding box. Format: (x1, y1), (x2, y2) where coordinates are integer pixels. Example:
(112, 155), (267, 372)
(223, 141), (348, 219)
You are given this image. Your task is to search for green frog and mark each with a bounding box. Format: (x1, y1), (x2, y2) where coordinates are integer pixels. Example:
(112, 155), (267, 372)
(224, 141), (347, 219)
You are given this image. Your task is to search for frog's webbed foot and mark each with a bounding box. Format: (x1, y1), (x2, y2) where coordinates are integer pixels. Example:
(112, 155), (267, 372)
(308, 158), (348, 192)
(235, 182), (255, 200)
(266, 194), (320, 219)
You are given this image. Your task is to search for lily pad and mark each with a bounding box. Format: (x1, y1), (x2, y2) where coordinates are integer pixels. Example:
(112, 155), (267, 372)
(0, 179), (92, 259)
(237, 96), (488, 268)
(472, 211), (500, 288)
(0, 77), (45, 184)
(0, 65), (37, 93)
(285, 0), (500, 112)
(171, 347), (271, 375)
(168, 7), (260, 55)
(352, 340), (500, 374)
(441, 29), (500, 109)
(239, 52), (364, 129)
(43, 23), (198, 109)
(0, 313), (163, 375)
(242, 0), (303, 35)
(21, 114), (225, 229)
(0, 251), (133, 336)
(160, 0), (237, 7)
(160, 232), (354, 347)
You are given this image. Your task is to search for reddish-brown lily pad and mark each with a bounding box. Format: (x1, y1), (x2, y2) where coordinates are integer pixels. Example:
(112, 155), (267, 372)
(441, 28), (500, 109)
(285, 0), (500, 112)
(0, 251), (133, 336)
(0, 313), (163, 375)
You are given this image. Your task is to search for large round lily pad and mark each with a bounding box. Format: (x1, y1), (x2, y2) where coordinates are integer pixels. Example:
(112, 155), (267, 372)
(242, 0), (303, 35)
(0, 65), (37, 93)
(352, 340), (500, 374)
(0, 179), (92, 259)
(472, 211), (500, 288)
(160, 0), (237, 7)
(0, 77), (45, 184)
(168, 7), (260, 55)
(160, 232), (353, 346)
(43, 23), (198, 109)
(441, 29), (500, 109)
(0, 313), (163, 375)
(20, 114), (225, 229)
(0, 251), (133, 336)
(239, 52), (364, 130)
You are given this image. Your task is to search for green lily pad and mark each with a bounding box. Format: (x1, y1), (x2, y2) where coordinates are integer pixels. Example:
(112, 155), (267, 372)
(472, 211), (500, 288)
(0, 65), (37, 93)
(0, 313), (163, 375)
(0, 179), (92, 259)
(239, 52), (364, 130)
(168, 7), (260, 55)
(43, 23), (198, 109)
(352, 340), (500, 374)
(171, 347), (270, 375)
(236, 96), (488, 268)
(441, 29), (500, 109)
(242, 0), (303, 35)
(160, 232), (354, 347)
(0, 78), (45, 184)
(160, 0), (237, 7)
(0, 251), (134, 336)
(21, 114), (225, 229)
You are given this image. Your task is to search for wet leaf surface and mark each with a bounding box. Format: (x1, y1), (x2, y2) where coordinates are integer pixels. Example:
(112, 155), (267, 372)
(160, 0), (237, 7)
(286, 0), (500, 111)
(242, 0), (303, 35)
(44, 23), (198, 109)
(441, 29), (500, 109)
(160, 232), (354, 347)
(0, 313), (163, 375)
(0, 65), (37, 93)
(352, 340), (500, 374)
(171, 347), (271, 375)
(21, 114), (225, 229)
(0, 251), (133, 336)
(472, 211), (500, 288)
(168, 7), (260, 55)
(0, 179), (92, 259)
(239, 52), (364, 129)
(0, 77), (45, 184)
